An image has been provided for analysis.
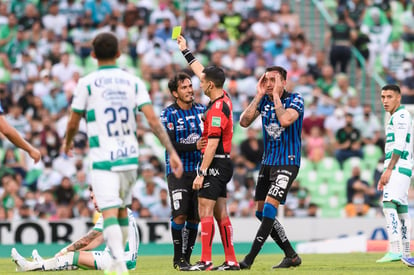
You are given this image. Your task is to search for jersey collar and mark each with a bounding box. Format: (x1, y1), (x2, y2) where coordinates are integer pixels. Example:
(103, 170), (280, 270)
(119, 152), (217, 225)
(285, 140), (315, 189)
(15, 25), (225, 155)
(395, 105), (405, 112)
(98, 65), (118, 70)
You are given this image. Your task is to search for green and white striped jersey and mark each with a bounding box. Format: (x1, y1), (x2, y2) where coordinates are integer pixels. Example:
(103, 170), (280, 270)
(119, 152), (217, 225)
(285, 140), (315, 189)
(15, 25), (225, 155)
(385, 106), (414, 177)
(71, 65), (151, 171)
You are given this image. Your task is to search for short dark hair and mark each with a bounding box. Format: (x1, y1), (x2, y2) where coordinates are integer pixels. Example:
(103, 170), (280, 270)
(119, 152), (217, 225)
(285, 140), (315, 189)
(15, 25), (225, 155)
(168, 72), (191, 94)
(266, 66), (287, 80)
(203, 66), (225, 88)
(381, 84), (401, 94)
(92, 32), (119, 60)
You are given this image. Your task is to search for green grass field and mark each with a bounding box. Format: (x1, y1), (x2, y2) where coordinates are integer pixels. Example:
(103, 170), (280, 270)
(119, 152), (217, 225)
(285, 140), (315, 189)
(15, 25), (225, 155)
(2, 253), (413, 275)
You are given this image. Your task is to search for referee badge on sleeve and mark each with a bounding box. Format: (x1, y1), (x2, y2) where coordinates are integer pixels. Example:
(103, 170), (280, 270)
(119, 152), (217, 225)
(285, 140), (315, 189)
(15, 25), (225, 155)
(212, 116), (221, 127)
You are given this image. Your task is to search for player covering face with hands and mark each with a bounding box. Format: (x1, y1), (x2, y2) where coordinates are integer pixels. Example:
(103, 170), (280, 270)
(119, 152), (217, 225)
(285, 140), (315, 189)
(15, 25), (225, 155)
(239, 66), (304, 269)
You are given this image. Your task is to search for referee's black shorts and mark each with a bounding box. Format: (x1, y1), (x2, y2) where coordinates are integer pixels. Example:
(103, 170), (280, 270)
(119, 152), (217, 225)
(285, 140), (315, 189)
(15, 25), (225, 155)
(198, 158), (233, 201)
(255, 165), (299, 204)
(167, 171), (199, 221)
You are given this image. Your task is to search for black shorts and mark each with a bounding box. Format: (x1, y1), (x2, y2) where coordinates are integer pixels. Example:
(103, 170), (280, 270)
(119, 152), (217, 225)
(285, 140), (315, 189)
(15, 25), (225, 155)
(167, 171), (199, 220)
(255, 165), (299, 204)
(198, 158), (233, 201)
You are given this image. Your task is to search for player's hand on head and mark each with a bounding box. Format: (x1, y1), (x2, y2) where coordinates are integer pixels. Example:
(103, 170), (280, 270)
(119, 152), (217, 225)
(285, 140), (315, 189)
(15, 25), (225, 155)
(177, 35), (187, 51)
(170, 152), (183, 178)
(256, 73), (266, 97)
(273, 73), (283, 97)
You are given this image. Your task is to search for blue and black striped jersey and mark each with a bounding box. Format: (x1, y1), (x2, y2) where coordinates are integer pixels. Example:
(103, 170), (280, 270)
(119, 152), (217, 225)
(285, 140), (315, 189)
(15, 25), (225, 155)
(257, 91), (304, 166)
(160, 102), (206, 175)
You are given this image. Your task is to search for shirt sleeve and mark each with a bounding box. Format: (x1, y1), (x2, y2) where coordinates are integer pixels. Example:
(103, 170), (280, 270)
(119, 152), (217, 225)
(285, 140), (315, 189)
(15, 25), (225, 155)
(71, 77), (87, 113)
(393, 110), (411, 155)
(207, 100), (228, 138)
(287, 93), (304, 115)
(135, 78), (152, 111)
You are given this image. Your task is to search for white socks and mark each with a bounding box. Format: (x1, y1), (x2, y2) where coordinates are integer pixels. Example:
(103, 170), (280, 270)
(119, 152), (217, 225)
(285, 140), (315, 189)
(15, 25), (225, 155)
(399, 212), (412, 258)
(42, 252), (75, 270)
(103, 222), (127, 273)
(383, 208), (402, 254)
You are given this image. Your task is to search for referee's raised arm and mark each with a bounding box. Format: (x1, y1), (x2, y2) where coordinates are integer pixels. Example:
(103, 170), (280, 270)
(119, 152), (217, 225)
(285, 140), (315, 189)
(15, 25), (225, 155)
(177, 35), (204, 79)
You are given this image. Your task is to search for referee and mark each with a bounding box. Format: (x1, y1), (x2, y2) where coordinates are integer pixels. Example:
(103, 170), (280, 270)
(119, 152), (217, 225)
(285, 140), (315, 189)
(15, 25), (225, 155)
(177, 35), (240, 271)
(160, 72), (206, 271)
(239, 66), (304, 269)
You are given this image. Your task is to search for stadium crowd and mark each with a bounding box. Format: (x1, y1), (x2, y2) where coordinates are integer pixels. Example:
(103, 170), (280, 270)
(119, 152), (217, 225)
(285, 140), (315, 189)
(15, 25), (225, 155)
(0, 0), (413, 221)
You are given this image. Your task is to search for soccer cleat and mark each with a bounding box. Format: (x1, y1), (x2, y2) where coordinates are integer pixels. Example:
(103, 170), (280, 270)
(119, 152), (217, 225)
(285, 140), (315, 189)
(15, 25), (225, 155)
(189, 261), (213, 271)
(11, 248), (39, 272)
(211, 262), (240, 271)
(239, 259), (251, 270)
(402, 257), (414, 267)
(376, 252), (402, 263)
(272, 255), (302, 268)
(32, 249), (44, 263)
(174, 258), (191, 271)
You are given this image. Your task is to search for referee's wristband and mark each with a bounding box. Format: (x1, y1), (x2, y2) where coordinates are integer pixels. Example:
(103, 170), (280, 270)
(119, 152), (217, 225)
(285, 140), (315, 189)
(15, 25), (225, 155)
(181, 49), (196, 65)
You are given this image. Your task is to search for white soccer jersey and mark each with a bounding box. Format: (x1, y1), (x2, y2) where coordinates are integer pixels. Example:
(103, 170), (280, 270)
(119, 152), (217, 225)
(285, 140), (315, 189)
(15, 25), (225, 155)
(71, 66), (151, 171)
(93, 209), (140, 266)
(384, 106), (414, 177)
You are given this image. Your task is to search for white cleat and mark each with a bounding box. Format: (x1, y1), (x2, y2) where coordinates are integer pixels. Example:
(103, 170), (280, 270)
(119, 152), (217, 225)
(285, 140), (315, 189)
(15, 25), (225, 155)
(11, 248), (29, 272)
(31, 249), (44, 263)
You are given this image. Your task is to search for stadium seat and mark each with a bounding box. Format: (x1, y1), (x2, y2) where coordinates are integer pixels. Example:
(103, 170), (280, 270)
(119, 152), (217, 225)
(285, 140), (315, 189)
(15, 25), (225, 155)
(342, 157), (364, 177)
(362, 144), (383, 171)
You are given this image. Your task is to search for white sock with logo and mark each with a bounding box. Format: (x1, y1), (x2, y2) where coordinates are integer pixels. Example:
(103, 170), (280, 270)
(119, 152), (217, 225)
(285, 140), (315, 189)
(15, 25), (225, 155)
(42, 252), (75, 270)
(399, 212), (411, 258)
(383, 208), (402, 254)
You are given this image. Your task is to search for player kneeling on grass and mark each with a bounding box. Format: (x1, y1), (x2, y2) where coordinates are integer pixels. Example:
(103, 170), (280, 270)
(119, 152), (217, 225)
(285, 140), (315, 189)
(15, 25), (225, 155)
(11, 187), (140, 271)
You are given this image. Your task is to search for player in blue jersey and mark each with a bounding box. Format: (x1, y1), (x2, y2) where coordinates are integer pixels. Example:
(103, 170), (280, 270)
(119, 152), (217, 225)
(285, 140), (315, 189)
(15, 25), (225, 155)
(239, 66), (304, 269)
(160, 72), (206, 271)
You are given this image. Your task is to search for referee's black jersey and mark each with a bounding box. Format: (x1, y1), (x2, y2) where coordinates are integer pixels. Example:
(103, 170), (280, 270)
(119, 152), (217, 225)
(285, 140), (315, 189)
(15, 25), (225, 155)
(160, 102), (206, 175)
(257, 91), (304, 166)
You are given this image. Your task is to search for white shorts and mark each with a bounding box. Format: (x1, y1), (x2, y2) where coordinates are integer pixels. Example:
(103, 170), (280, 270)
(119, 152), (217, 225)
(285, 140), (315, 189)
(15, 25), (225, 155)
(382, 169), (411, 205)
(90, 169), (137, 210)
(92, 249), (137, 270)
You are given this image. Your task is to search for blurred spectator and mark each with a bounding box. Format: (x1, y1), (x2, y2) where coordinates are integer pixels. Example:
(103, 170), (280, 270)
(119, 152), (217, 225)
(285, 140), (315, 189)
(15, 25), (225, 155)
(343, 0), (366, 29)
(42, 1), (67, 39)
(55, 176), (75, 207)
(334, 113), (363, 166)
(302, 102), (325, 137)
(344, 96), (363, 117)
(84, 0), (112, 27)
(250, 9), (280, 40)
(149, 188), (170, 219)
(381, 36), (406, 84)
(2, 147), (27, 178)
(71, 17), (96, 60)
(305, 126), (327, 160)
(41, 85), (68, 120)
(245, 40), (273, 72)
(36, 157), (62, 192)
(221, 44), (247, 78)
(184, 16), (207, 53)
(401, 5), (414, 56)
(59, 0), (84, 30)
(1, 174), (21, 220)
(219, 1), (243, 41)
(51, 52), (80, 84)
(193, 1), (219, 32)
(140, 42), (172, 81)
(353, 104), (383, 148)
(5, 103), (31, 139)
(239, 127), (263, 170)
(33, 69), (54, 98)
(344, 190), (371, 217)
(316, 65), (336, 95)
(34, 189), (57, 219)
(324, 8), (355, 73)
(360, 6), (392, 71)
(0, 14), (18, 52)
(401, 62), (414, 104)
(328, 73), (357, 105)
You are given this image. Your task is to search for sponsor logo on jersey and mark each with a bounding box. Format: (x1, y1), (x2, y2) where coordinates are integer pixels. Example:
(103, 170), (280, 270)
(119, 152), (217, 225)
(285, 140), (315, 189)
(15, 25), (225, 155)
(180, 133), (200, 144)
(264, 123), (285, 139)
(167, 123), (174, 130)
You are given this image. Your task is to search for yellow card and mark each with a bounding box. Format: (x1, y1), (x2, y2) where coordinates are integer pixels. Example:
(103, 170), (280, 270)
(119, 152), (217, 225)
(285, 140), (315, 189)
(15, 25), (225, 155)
(171, 26), (181, 39)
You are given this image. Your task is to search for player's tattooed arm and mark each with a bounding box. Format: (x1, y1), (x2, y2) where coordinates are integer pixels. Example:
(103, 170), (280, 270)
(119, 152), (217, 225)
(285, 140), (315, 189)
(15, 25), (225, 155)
(240, 96), (261, 127)
(56, 229), (103, 256)
(152, 121), (176, 154)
